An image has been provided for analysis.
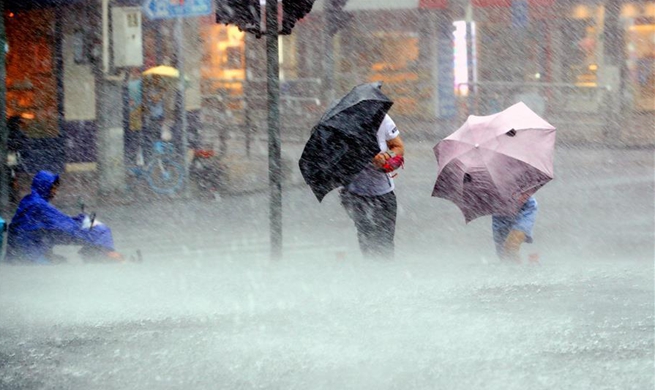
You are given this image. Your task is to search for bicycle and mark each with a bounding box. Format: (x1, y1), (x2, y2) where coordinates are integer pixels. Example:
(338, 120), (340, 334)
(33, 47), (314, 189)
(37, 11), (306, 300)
(129, 141), (185, 195)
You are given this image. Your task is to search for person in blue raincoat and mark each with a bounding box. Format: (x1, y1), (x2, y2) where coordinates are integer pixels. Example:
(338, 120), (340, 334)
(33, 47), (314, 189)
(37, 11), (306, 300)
(6, 171), (123, 264)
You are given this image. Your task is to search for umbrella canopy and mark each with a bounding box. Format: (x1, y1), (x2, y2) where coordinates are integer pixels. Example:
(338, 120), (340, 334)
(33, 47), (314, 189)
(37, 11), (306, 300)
(432, 102), (556, 223)
(299, 82), (393, 202)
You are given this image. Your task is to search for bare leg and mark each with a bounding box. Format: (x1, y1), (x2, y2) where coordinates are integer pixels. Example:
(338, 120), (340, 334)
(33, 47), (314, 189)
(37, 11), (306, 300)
(501, 230), (526, 264)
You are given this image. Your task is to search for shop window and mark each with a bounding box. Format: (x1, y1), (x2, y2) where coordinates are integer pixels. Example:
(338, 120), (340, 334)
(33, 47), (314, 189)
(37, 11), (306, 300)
(200, 24), (245, 97)
(623, 3), (655, 112)
(5, 9), (58, 137)
(280, 33), (299, 81)
(369, 31), (419, 72)
(561, 18), (599, 86)
(343, 31), (419, 116)
(626, 22), (655, 111)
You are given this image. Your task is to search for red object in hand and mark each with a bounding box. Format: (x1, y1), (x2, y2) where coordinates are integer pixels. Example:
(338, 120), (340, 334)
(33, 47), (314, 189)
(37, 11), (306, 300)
(381, 155), (404, 173)
(194, 149), (215, 159)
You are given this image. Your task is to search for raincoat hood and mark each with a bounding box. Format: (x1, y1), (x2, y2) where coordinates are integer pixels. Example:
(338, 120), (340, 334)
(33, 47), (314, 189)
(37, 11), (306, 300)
(31, 170), (59, 200)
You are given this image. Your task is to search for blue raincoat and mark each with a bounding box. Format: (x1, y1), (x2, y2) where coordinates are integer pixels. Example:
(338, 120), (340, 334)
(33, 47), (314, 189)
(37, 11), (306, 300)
(6, 171), (114, 264)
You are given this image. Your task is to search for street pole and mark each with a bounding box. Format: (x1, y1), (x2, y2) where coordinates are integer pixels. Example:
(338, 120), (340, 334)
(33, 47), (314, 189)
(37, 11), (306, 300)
(266, 0), (282, 260)
(0, 0), (8, 218)
(465, 1), (475, 113)
(323, 0), (338, 105)
(96, 0), (126, 197)
(323, 0), (348, 105)
(601, 0), (624, 141)
(174, 17), (189, 193)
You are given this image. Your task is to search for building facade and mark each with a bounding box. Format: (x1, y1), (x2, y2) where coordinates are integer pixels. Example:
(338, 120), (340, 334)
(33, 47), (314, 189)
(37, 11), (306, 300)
(4, 0), (204, 175)
(4, 0), (653, 176)
(315, 0), (654, 144)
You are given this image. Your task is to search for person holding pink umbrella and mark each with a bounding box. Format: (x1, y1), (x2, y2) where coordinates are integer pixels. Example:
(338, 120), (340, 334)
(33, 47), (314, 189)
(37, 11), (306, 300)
(432, 102), (556, 264)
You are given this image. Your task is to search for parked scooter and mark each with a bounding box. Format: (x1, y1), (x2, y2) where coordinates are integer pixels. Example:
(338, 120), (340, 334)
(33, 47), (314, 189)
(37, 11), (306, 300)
(76, 198), (143, 263)
(189, 148), (226, 199)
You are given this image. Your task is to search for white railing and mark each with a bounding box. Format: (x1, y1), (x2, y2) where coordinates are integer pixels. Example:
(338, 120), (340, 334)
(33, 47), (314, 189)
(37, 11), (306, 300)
(456, 81), (611, 123)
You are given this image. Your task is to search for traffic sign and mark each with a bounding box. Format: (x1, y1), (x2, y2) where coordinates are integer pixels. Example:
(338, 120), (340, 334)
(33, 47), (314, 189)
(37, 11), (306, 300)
(143, 0), (212, 20)
(511, 0), (529, 28)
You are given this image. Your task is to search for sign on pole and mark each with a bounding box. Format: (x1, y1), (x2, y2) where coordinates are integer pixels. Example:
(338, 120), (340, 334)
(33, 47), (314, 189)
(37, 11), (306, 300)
(511, 0), (529, 28)
(143, 0), (211, 20)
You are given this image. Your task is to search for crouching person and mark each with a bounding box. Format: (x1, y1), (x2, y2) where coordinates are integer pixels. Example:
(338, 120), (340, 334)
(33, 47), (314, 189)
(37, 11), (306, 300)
(6, 171), (124, 264)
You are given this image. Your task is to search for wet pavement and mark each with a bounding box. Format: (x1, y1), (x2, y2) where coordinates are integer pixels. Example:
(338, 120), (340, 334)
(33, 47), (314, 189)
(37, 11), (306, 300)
(0, 142), (652, 389)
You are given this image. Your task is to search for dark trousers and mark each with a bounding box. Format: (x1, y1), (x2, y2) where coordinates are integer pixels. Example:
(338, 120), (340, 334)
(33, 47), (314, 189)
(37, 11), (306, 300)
(340, 190), (397, 260)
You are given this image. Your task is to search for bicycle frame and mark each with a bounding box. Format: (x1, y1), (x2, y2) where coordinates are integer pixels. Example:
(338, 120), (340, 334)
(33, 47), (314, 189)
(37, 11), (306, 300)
(129, 141), (185, 195)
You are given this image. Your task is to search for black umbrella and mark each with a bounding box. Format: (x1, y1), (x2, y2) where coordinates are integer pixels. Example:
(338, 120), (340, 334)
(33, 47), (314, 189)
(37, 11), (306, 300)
(299, 82), (393, 202)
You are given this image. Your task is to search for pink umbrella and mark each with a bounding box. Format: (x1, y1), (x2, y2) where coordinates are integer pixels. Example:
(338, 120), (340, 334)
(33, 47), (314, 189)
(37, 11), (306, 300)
(432, 102), (556, 223)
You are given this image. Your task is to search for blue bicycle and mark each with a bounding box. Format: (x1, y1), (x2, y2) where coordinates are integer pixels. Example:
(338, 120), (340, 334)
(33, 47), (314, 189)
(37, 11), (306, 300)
(130, 141), (185, 195)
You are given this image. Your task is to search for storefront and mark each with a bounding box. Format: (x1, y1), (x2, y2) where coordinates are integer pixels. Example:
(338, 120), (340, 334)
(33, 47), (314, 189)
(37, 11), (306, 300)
(623, 2), (655, 111)
(332, 1), (455, 122)
(4, 4), (68, 173)
(198, 15), (326, 142)
(5, 8), (59, 138)
(473, 0), (654, 106)
(200, 23), (246, 99)
(338, 10), (424, 118)
(5, 0), (160, 170)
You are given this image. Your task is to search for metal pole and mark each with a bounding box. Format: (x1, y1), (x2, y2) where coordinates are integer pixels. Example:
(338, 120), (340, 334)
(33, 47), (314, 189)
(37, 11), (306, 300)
(0, 0), (8, 218)
(465, 2), (475, 115)
(175, 17), (189, 192)
(323, 0), (338, 105)
(601, 0), (624, 142)
(96, 0), (127, 196)
(266, 0), (282, 260)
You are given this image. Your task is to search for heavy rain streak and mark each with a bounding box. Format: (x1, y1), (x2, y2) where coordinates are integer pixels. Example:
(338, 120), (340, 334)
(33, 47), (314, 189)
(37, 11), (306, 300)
(0, 0), (653, 389)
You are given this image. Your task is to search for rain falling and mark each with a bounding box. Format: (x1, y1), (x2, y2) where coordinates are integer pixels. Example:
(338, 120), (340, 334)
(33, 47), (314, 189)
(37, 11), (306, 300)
(0, 0), (653, 388)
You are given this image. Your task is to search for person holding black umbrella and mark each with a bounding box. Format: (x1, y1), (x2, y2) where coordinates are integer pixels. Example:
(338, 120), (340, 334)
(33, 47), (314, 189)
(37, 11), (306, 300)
(339, 113), (405, 260)
(300, 82), (405, 260)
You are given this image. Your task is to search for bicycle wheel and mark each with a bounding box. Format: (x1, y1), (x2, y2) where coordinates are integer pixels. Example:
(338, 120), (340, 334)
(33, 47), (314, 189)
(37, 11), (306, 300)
(146, 159), (185, 195)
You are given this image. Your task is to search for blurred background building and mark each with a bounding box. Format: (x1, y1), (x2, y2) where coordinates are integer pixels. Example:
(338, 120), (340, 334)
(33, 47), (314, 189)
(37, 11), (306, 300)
(3, 0), (654, 174)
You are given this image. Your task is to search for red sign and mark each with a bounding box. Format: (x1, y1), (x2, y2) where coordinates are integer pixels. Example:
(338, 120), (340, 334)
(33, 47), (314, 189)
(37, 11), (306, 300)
(419, 0), (449, 9)
(529, 0), (555, 7)
(472, 0), (553, 7)
(472, 0), (511, 7)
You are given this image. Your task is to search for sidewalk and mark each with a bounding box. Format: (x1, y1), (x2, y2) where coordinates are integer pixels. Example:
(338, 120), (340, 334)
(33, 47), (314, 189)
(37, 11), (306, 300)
(10, 136), (306, 210)
(10, 134), (654, 211)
